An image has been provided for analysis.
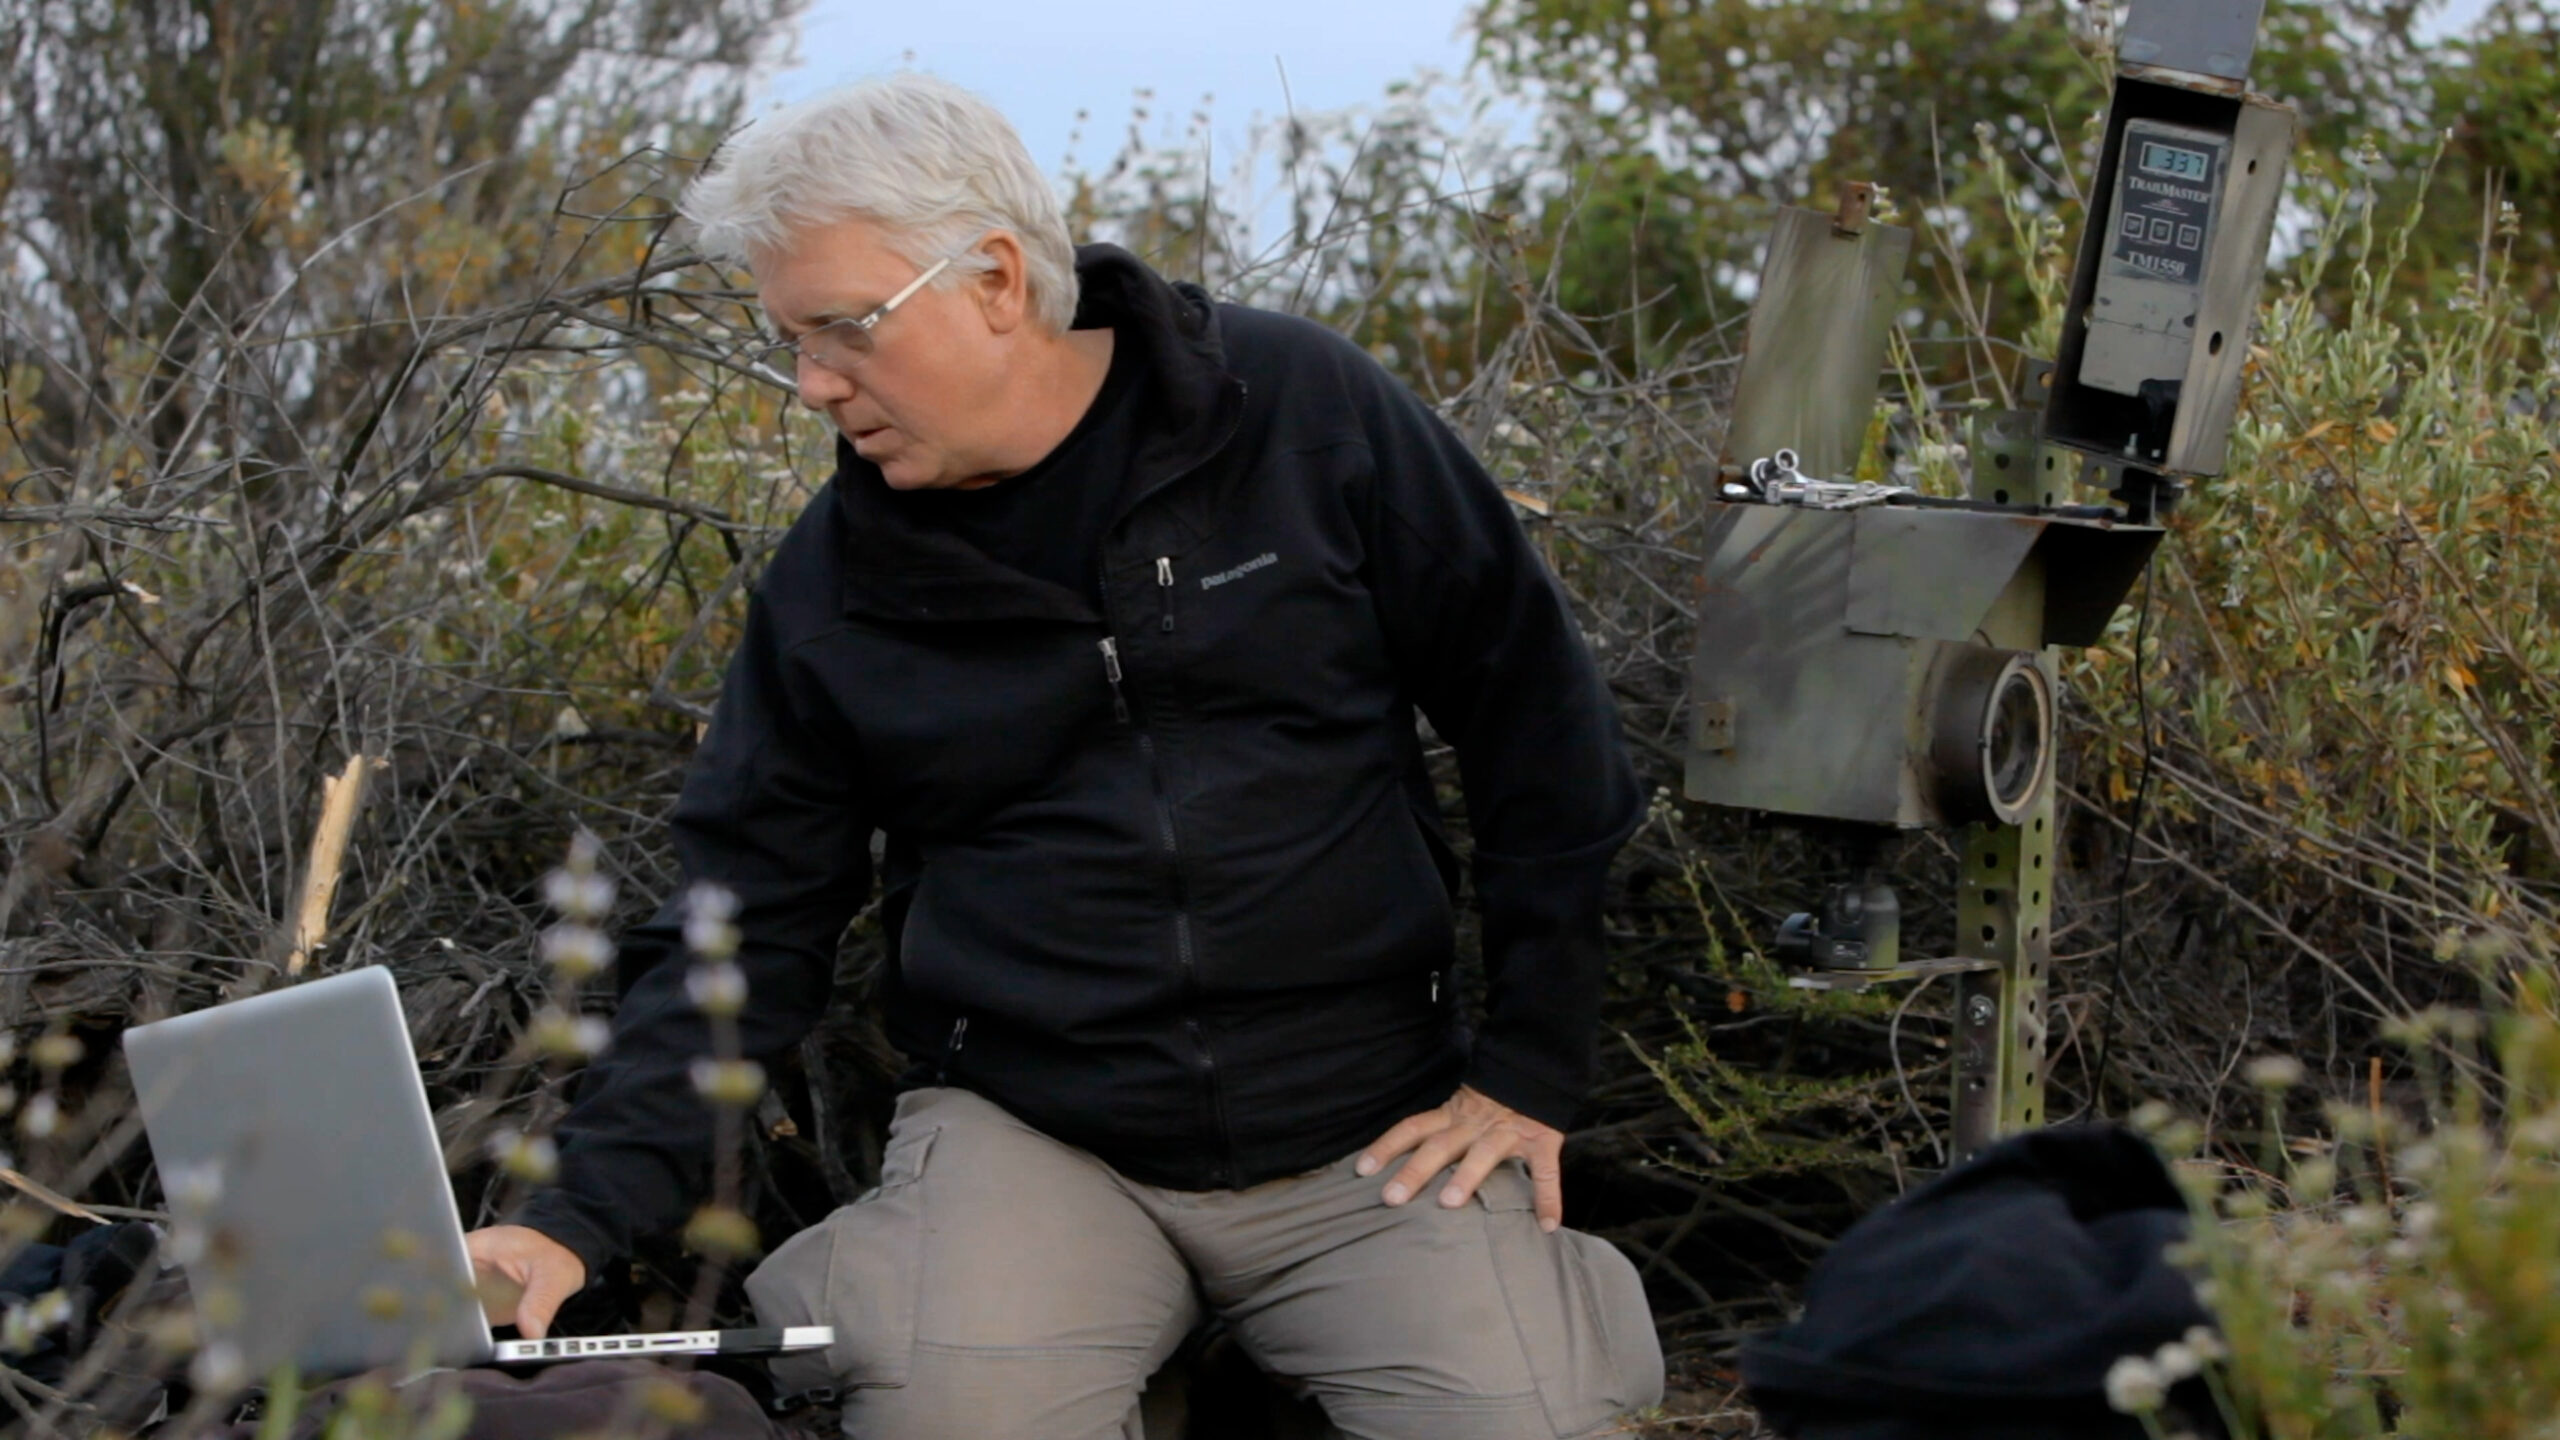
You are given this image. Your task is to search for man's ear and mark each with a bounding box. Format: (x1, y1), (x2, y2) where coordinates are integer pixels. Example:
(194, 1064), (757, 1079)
(969, 231), (1034, 336)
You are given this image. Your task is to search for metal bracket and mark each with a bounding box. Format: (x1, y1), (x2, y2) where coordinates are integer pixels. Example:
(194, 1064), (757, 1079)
(1692, 699), (1736, 754)
(1787, 955), (1995, 995)
(1832, 181), (1876, 237)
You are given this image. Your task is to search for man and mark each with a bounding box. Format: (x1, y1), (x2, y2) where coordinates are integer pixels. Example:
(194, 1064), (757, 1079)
(467, 74), (1661, 1440)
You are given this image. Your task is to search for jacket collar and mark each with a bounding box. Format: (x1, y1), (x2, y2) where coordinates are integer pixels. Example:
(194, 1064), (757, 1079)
(833, 244), (1246, 624)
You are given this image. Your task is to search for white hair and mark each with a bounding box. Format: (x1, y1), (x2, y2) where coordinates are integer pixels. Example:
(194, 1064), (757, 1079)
(683, 74), (1079, 333)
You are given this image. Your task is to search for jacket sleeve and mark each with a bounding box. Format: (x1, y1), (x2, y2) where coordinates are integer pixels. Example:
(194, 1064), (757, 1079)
(1353, 368), (1646, 1132)
(512, 591), (873, 1277)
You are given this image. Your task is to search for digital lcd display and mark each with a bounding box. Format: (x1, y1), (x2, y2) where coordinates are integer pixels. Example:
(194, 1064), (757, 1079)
(2140, 141), (2210, 182)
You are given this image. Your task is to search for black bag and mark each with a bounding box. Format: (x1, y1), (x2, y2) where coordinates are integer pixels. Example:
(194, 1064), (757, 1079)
(1740, 1125), (2223, 1439)
(0, 1220), (161, 1387)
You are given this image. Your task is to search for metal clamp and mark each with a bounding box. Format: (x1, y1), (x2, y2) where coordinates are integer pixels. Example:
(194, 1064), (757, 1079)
(1722, 448), (1802, 501)
(1722, 449), (1915, 511)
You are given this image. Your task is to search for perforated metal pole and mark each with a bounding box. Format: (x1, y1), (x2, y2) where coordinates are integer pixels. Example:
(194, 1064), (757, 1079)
(1947, 417), (2067, 1162)
(1950, 791), (2057, 1161)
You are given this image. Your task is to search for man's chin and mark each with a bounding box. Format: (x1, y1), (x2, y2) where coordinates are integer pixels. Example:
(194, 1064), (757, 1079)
(852, 439), (936, 490)
(875, 460), (951, 491)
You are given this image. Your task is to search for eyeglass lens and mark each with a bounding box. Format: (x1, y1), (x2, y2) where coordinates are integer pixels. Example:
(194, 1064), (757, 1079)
(798, 324), (876, 368)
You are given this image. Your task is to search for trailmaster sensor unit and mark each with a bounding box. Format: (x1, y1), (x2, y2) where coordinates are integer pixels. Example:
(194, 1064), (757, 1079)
(2083, 119), (2231, 397)
(2042, 68), (2295, 479)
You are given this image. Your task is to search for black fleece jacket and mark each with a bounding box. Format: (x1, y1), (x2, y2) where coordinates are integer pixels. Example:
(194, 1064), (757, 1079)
(517, 246), (1645, 1276)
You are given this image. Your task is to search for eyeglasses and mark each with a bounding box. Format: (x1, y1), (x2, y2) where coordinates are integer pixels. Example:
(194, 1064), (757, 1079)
(754, 252), (957, 374)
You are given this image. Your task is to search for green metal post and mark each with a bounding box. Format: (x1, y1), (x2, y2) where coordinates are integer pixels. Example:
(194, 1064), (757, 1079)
(1948, 413), (2067, 1162)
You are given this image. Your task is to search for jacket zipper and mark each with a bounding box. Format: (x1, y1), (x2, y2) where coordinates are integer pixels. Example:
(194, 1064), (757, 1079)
(938, 1015), (968, 1084)
(1086, 388), (1245, 1186)
(1097, 638), (1130, 724)
(1139, 732), (1230, 1187)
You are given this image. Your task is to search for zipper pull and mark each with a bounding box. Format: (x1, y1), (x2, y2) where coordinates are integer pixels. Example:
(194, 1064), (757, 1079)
(939, 1015), (969, 1083)
(1098, 637), (1130, 724)
(1430, 971), (1442, 1004)
(1156, 558), (1175, 632)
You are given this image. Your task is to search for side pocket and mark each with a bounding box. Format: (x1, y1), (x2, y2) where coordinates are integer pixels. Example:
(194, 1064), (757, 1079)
(745, 1124), (939, 1393)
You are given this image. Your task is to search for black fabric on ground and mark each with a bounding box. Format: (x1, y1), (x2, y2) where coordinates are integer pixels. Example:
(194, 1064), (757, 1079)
(1740, 1124), (2222, 1440)
(0, 1220), (159, 1386)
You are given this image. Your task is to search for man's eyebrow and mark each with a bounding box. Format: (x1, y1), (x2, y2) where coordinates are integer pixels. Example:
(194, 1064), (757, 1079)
(769, 300), (881, 337)
(768, 310), (835, 339)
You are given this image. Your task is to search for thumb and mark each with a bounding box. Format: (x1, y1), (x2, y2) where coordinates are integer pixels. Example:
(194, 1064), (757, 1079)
(514, 1257), (584, 1341)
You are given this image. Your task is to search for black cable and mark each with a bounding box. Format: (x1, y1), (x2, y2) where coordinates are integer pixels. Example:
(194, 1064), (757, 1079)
(2081, 552), (2158, 1122)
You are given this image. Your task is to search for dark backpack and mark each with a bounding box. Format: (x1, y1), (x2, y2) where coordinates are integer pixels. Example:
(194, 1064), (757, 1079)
(1741, 1125), (2224, 1439)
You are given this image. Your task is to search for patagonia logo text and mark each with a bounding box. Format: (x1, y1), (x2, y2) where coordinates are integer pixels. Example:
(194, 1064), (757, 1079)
(1199, 553), (1278, 590)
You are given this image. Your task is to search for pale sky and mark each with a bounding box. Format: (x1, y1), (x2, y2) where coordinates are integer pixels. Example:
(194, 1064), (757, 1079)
(752, 0), (2499, 185)
(757, 0), (1483, 179)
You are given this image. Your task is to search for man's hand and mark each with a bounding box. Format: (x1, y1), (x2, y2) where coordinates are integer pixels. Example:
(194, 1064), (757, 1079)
(466, 1225), (586, 1340)
(1357, 1085), (1566, 1233)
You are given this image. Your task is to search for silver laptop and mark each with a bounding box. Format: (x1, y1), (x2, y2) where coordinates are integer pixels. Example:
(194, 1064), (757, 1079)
(123, 965), (829, 1375)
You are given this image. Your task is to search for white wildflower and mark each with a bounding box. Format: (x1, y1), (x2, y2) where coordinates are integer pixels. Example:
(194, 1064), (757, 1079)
(684, 884), (740, 960)
(2105, 1355), (2167, 1414)
(543, 869), (616, 922)
(17, 1093), (60, 1139)
(490, 1129), (559, 1185)
(686, 961), (748, 1017)
(540, 924), (615, 982)
(2152, 1340), (2201, 1382)
(190, 1340), (247, 1392)
(689, 1058), (766, 1108)
(2245, 1055), (2305, 1089)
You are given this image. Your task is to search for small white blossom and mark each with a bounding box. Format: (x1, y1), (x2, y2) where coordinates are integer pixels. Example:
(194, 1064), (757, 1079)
(527, 1007), (610, 1060)
(543, 870), (617, 922)
(165, 1160), (224, 1212)
(190, 1340), (247, 1392)
(1, 1291), (73, 1354)
(2104, 1355), (2167, 1414)
(2245, 1055), (2305, 1089)
(684, 884), (741, 960)
(2403, 1201), (2441, 1240)
(2152, 1340), (2200, 1382)
(686, 962), (748, 1017)
(540, 924), (615, 981)
(17, 1093), (60, 1139)
(490, 1129), (559, 1184)
(690, 1058), (766, 1108)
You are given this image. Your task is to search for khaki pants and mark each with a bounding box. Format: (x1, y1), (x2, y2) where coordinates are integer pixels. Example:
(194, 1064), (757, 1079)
(746, 1087), (1663, 1440)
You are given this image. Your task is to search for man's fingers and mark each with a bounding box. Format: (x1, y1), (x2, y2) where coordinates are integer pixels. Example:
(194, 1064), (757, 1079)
(515, 1264), (579, 1341)
(466, 1227), (585, 1341)
(1382, 1125), (1479, 1206)
(1435, 1133), (1520, 1209)
(474, 1258), (528, 1327)
(1528, 1155), (1566, 1233)
(1356, 1108), (1449, 1178)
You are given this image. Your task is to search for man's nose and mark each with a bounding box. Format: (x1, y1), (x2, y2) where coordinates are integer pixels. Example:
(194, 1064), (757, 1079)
(796, 358), (855, 410)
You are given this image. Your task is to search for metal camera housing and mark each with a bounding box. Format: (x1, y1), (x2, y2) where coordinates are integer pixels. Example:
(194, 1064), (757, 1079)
(1684, 501), (2149, 831)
